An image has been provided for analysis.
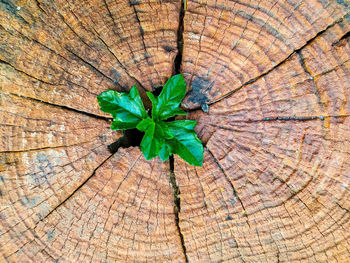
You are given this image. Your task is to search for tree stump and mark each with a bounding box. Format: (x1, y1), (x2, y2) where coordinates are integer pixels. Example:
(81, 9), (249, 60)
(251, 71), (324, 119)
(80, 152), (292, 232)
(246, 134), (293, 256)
(1, 0), (349, 262)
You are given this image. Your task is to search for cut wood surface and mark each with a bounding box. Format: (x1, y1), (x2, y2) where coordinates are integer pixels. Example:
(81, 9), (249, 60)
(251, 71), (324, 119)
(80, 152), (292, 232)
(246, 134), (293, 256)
(181, 0), (350, 109)
(0, 0), (349, 262)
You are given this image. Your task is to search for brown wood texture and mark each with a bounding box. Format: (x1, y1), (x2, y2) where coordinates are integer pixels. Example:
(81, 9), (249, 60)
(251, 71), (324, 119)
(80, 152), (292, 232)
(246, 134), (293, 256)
(1, 0), (350, 262)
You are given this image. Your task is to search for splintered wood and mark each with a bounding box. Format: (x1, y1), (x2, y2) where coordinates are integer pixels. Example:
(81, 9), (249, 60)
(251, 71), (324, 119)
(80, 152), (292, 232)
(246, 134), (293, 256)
(1, 0), (349, 262)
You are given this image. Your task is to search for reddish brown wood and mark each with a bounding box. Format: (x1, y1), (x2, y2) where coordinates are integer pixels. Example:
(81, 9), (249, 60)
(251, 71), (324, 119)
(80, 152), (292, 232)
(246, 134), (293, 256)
(1, 0), (349, 262)
(186, 16), (350, 262)
(2, 147), (184, 262)
(181, 0), (350, 109)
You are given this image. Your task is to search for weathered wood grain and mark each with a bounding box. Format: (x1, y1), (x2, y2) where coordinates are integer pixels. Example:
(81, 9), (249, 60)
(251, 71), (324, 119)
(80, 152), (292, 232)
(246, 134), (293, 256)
(184, 17), (350, 262)
(181, 0), (350, 109)
(0, 0), (180, 115)
(1, 0), (350, 262)
(1, 147), (185, 262)
(197, 119), (350, 262)
(0, 92), (117, 260)
(174, 151), (248, 262)
(192, 18), (350, 139)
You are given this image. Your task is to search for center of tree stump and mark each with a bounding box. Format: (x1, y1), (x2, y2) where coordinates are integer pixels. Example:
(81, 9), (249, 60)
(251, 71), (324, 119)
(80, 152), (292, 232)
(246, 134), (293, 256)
(107, 85), (168, 154)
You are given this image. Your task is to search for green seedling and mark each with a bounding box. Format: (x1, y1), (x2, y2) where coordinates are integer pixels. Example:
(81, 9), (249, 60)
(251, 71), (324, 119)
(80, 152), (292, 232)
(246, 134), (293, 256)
(97, 74), (203, 166)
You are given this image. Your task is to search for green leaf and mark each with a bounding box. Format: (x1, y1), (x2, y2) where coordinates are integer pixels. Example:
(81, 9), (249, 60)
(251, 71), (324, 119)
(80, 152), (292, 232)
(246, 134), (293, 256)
(158, 121), (174, 139)
(97, 74), (204, 167)
(166, 120), (203, 166)
(157, 121), (174, 161)
(159, 143), (171, 161)
(151, 74), (187, 121)
(139, 119), (165, 160)
(136, 118), (153, 131)
(168, 119), (197, 130)
(111, 120), (139, 130)
(97, 86), (148, 130)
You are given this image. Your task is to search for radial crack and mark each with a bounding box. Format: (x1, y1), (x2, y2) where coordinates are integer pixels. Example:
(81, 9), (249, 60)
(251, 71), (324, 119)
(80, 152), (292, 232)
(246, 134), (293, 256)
(0, 140), (96, 154)
(6, 92), (112, 121)
(41, 153), (115, 220)
(191, 12), (350, 110)
(169, 155), (189, 262)
(128, 0), (162, 81)
(336, 202), (350, 213)
(91, 28), (146, 92)
(167, 2), (188, 260)
(58, 13), (94, 50)
(0, 59), (57, 86)
(33, 0), (47, 15)
(260, 115), (349, 121)
(65, 47), (120, 87)
(174, 0), (185, 75)
(206, 147), (250, 227)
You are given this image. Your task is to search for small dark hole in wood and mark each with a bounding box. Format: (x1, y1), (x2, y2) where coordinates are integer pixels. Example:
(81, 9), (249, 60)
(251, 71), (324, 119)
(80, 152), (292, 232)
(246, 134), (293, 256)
(108, 129), (144, 154)
(152, 86), (162, 96)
